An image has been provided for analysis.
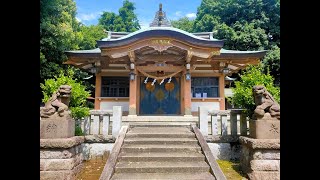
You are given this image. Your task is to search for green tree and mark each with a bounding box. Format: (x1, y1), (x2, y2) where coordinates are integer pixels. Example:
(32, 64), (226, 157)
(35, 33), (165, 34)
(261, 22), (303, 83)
(40, 68), (91, 119)
(193, 0), (280, 85)
(228, 64), (280, 118)
(98, 12), (118, 31)
(171, 17), (195, 32)
(78, 24), (106, 50)
(262, 45), (280, 86)
(40, 0), (82, 82)
(231, 21), (268, 50)
(98, 0), (140, 32)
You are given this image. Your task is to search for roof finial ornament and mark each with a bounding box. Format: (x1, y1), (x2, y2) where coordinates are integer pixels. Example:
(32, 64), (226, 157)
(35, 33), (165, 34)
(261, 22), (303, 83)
(149, 3), (172, 27)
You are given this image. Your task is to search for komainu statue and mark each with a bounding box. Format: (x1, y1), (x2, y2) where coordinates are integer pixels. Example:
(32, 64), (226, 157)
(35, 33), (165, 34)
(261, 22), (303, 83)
(252, 85), (280, 120)
(40, 85), (72, 118)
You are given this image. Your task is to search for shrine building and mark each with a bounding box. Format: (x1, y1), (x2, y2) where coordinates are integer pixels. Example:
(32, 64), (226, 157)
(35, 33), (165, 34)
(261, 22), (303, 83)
(65, 4), (266, 116)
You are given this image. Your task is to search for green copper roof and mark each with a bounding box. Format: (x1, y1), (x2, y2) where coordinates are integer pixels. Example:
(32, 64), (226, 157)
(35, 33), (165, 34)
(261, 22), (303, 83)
(66, 48), (101, 54)
(220, 49), (267, 54)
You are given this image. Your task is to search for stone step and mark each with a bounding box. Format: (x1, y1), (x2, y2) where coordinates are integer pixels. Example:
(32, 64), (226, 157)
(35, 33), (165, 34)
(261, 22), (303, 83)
(121, 144), (201, 153)
(122, 116), (198, 122)
(110, 172), (216, 180)
(127, 127), (193, 134)
(114, 161), (211, 173)
(128, 122), (194, 128)
(124, 138), (199, 145)
(125, 133), (195, 138)
(118, 152), (205, 162)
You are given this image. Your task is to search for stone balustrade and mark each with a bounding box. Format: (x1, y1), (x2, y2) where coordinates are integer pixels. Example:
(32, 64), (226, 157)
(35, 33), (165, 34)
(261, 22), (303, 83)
(76, 106), (122, 140)
(198, 107), (248, 139)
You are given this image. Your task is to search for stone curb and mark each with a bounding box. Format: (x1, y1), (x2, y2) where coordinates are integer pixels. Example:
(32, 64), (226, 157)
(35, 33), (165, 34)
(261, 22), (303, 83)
(239, 136), (280, 149)
(40, 136), (84, 149)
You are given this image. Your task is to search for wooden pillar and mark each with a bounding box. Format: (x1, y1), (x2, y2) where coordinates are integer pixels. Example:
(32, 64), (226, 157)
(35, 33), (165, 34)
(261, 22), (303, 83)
(94, 73), (101, 110)
(129, 69), (137, 115)
(219, 74), (225, 110)
(183, 70), (192, 115)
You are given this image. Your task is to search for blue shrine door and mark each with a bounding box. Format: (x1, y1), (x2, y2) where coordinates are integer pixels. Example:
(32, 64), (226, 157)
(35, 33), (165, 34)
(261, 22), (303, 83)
(139, 77), (181, 115)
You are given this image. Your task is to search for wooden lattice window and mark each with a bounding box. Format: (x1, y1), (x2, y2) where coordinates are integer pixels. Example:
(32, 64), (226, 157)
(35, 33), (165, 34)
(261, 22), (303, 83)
(101, 77), (129, 97)
(191, 77), (219, 98)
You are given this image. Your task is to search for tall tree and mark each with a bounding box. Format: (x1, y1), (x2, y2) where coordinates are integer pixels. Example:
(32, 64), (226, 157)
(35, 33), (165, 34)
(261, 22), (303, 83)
(78, 24), (106, 50)
(40, 0), (82, 82)
(98, 0), (140, 32)
(193, 0), (280, 85)
(171, 17), (195, 32)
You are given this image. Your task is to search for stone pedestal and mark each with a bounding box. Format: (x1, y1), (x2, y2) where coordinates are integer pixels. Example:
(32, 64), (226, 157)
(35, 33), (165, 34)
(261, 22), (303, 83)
(239, 136), (280, 180)
(40, 114), (75, 139)
(249, 119), (280, 139)
(40, 136), (84, 180)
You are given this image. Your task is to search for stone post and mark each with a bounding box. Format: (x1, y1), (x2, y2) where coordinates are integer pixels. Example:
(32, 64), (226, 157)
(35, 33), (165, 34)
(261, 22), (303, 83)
(40, 85), (84, 180)
(112, 106), (122, 139)
(198, 106), (208, 136)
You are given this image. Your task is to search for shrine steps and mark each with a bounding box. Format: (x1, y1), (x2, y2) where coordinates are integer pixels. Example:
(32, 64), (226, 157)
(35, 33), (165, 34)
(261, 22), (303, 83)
(109, 125), (216, 180)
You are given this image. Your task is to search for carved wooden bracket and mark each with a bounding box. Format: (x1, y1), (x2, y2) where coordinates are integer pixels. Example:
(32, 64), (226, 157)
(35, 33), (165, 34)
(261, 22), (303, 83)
(128, 51), (135, 62)
(149, 39), (173, 52)
(186, 50), (193, 62)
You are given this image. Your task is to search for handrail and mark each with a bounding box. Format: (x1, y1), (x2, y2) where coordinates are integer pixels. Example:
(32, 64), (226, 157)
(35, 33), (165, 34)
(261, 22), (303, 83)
(192, 124), (227, 180)
(99, 126), (128, 180)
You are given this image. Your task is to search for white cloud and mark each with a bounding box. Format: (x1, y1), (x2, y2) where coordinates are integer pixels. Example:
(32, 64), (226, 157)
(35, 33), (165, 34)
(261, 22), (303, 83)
(76, 12), (102, 22)
(175, 11), (182, 17)
(186, 13), (196, 19)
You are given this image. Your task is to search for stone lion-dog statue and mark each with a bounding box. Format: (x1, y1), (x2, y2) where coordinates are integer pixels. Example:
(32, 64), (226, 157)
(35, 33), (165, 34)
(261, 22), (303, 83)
(252, 85), (280, 120)
(40, 85), (72, 118)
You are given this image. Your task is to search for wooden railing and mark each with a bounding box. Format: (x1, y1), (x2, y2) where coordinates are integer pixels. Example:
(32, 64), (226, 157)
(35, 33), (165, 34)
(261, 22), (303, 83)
(198, 107), (249, 138)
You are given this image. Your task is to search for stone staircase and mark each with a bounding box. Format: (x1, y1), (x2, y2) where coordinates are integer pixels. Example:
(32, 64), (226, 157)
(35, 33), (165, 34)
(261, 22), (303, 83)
(110, 125), (216, 180)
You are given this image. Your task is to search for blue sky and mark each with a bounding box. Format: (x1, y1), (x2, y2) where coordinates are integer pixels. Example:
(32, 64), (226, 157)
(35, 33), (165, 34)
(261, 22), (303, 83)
(75, 0), (201, 28)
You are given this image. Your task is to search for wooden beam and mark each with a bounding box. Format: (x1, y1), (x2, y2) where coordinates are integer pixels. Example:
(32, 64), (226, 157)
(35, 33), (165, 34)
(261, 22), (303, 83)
(128, 51), (135, 62)
(136, 54), (184, 62)
(136, 65), (183, 72)
(186, 50), (193, 63)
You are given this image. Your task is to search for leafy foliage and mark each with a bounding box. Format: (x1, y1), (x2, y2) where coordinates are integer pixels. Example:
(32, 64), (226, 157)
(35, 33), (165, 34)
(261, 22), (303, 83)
(98, 0), (140, 32)
(78, 25), (106, 50)
(75, 126), (84, 136)
(192, 0), (280, 85)
(262, 45), (280, 85)
(40, 68), (91, 119)
(228, 64), (280, 117)
(40, 0), (82, 82)
(171, 17), (195, 32)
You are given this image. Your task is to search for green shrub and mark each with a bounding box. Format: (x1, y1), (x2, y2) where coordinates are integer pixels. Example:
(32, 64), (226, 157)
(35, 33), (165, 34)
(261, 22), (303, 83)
(228, 64), (280, 118)
(75, 126), (84, 136)
(40, 68), (91, 119)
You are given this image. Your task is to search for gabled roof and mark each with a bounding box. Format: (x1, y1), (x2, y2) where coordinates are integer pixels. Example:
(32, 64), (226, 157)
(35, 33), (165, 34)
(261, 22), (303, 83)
(97, 27), (224, 48)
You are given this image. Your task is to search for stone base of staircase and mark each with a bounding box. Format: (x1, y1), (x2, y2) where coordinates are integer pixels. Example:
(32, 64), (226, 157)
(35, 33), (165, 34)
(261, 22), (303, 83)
(121, 116), (198, 126)
(110, 126), (216, 180)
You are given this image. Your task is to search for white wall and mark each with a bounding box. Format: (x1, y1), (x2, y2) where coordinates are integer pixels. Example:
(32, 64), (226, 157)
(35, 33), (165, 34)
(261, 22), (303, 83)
(100, 101), (129, 111)
(191, 102), (220, 112)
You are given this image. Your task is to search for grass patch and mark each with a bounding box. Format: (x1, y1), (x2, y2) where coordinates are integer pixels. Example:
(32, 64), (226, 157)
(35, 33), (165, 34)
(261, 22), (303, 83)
(216, 160), (248, 180)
